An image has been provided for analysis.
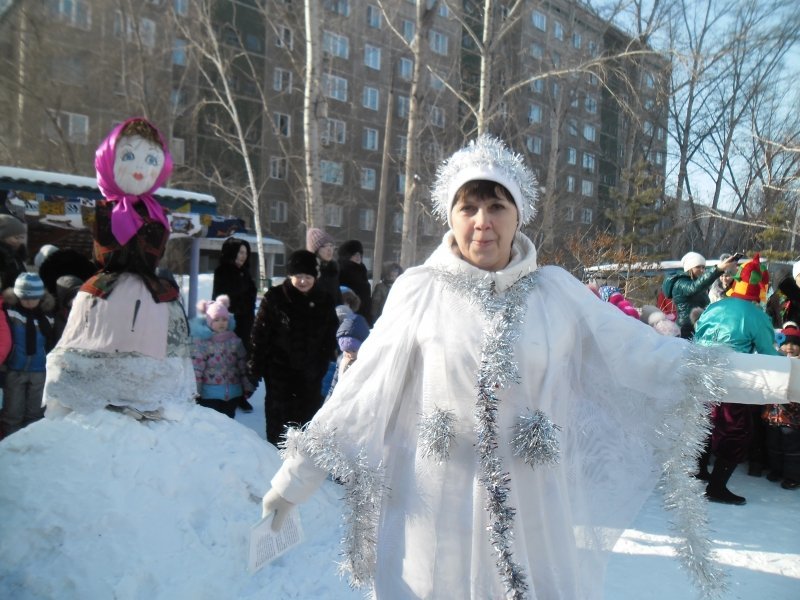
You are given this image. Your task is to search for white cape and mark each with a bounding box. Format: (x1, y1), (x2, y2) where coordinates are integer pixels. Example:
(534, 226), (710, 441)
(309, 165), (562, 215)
(272, 232), (791, 599)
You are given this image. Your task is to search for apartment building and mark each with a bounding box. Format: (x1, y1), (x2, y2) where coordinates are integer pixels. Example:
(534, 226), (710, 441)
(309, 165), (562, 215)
(0, 0), (668, 271)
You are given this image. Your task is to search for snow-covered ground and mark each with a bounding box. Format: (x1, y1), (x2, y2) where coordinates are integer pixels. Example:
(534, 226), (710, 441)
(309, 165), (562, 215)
(0, 272), (798, 598)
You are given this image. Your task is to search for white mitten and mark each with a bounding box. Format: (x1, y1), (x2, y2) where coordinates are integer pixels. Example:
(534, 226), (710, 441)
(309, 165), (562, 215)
(261, 488), (295, 532)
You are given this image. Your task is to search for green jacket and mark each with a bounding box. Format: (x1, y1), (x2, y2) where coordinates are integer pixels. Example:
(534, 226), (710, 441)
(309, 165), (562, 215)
(670, 267), (723, 327)
(694, 296), (780, 355)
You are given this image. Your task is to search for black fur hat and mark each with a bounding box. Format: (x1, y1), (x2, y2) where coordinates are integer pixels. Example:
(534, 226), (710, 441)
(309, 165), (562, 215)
(338, 239), (364, 260)
(287, 250), (318, 277)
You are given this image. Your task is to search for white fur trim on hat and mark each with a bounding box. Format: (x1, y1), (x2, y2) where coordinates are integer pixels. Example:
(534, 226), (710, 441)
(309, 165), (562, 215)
(792, 261), (800, 279)
(431, 135), (538, 231)
(681, 251), (706, 272)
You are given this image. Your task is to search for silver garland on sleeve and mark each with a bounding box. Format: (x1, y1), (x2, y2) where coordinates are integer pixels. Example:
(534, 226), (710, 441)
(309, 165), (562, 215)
(280, 423), (384, 589)
(658, 344), (730, 598)
(419, 406), (457, 462)
(434, 268), (541, 600)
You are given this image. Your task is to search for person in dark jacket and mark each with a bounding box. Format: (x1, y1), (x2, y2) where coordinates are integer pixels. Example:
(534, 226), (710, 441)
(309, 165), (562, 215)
(249, 250), (338, 445)
(306, 227), (342, 305)
(213, 237), (258, 413)
(668, 252), (738, 339)
(371, 262), (403, 323)
(0, 214), (28, 293)
(767, 261), (800, 328)
(1, 273), (55, 437)
(338, 239), (372, 326)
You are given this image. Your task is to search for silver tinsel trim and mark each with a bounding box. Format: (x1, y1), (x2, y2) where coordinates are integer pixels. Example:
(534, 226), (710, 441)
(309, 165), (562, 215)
(658, 344), (730, 598)
(512, 410), (561, 467)
(280, 423), (384, 589)
(431, 135), (538, 226)
(435, 268), (540, 600)
(419, 406), (457, 463)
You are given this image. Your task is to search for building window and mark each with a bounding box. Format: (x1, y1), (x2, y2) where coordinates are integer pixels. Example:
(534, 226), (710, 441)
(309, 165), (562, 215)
(45, 110), (89, 144)
(565, 206), (574, 221)
(429, 30), (448, 55)
(531, 79), (544, 94)
(172, 39), (188, 66)
(398, 57), (413, 80)
(583, 124), (597, 142)
(528, 103), (542, 124)
(567, 147), (577, 165)
(323, 31), (349, 58)
(438, 3), (450, 17)
(325, 204), (344, 227)
(397, 135), (407, 159)
(245, 34), (262, 52)
(324, 0), (350, 16)
(273, 68), (292, 92)
(363, 127), (379, 151)
(273, 112), (291, 137)
(566, 175), (575, 192)
(391, 211), (403, 233)
(657, 126), (666, 141)
(322, 74), (348, 102)
(362, 86), (379, 110)
(396, 173), (406, 193)
(532, 10), (546, 31)
(276, 25), (293, 49)
(585, 96), (598, 114)
(550, 51), (561, 67)
(361, 167), (377, 190)
(588, 40), (598, 56)
(581, 208), (593, 223)
(173, 0), (188, 16)
(530, 42), (544, 60)
(553, 20), (564, 41)
(429, 106), (445, 128)
(430, 71), (445, 90)
(269, 156), (288, 179)
(170, 137), (185, 165)
(364, 44), (381, 70)
(320, 161), (344, 185)
(321, 118), (346, 145)
(367, 5), (381, 28)
(52, 0), (91, 29)
(644, 71), (655, 89)
(526, 135), (542, 155)
(582, 152), (595, 172)
(643, 120), (654, 136)
(588, 73), (599, 86)
(402, 19), (415, 43)
(397, 95), (410, 118)
(552, 82), (560, 98)
(270, 200), (288, 223)
(581, 180), (593, 196)
(567, 118), (578, 136)
(359, 208), (376, 231)
(572, 32), (582, 49)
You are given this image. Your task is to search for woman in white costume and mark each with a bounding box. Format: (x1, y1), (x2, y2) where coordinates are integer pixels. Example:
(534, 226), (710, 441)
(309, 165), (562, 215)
(262, 136), (798, 599)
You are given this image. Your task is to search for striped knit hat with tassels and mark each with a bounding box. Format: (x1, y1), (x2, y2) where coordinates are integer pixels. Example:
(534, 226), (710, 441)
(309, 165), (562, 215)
(728, 253), (768, 303)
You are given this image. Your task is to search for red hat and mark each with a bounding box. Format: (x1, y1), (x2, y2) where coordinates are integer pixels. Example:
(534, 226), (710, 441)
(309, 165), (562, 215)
(728, 253), (768, 302)
(779, 323), (800, 346)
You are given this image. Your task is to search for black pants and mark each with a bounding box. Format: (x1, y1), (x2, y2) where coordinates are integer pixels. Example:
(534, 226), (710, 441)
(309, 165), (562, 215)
(766, 424), (800, 481)
(265, 374), (323, 445)
(197, 396), (239, 418)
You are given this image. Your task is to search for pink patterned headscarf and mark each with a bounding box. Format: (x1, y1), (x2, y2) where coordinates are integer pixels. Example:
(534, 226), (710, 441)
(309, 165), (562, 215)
(95, 117), (173, 245)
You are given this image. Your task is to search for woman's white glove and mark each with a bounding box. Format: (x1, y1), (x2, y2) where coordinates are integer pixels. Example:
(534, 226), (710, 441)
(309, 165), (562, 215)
(261, 488), (295, 532)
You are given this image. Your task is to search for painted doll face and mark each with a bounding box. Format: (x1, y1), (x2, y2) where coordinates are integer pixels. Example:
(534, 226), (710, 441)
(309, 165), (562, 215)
(113, 134), (165, 195)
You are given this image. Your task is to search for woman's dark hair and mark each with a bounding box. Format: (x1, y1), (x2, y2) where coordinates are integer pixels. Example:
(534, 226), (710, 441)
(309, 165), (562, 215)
(452, 180), (514, 208)
(219, 237), (251, 267)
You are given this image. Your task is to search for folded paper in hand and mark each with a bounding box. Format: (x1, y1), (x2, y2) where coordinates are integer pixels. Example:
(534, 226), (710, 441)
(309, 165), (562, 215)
(248, 508), (303, 574)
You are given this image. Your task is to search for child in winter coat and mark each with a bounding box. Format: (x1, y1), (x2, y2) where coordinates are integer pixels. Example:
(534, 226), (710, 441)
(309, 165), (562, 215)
(191, 295), (253, 418)
(763, 322), (800, 489)
(1, 273), (55, 436)
(324, 311), (370, 402)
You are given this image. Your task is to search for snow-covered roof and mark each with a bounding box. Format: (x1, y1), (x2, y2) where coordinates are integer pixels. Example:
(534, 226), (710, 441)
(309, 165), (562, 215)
(0, 165), (216, 206)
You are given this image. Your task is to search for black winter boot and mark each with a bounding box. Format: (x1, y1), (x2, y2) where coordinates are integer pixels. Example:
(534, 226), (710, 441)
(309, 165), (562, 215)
(706, 458), (746, 505)
(695, 450), (711, 481)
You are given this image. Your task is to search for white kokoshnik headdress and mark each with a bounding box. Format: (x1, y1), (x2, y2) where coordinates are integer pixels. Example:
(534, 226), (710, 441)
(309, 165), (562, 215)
(431, 134), (539, 231)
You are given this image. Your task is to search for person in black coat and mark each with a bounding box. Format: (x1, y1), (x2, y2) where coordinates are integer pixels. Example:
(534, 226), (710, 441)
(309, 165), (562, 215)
(248, 250), (338, 445)
(0, 214), (28, 293)
(213, 237), (258, 413)
(337, 239), (372, 326)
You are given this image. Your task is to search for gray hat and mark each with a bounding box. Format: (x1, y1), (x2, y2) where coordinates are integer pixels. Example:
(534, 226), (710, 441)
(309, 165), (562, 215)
(0, 214), (26, 240)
